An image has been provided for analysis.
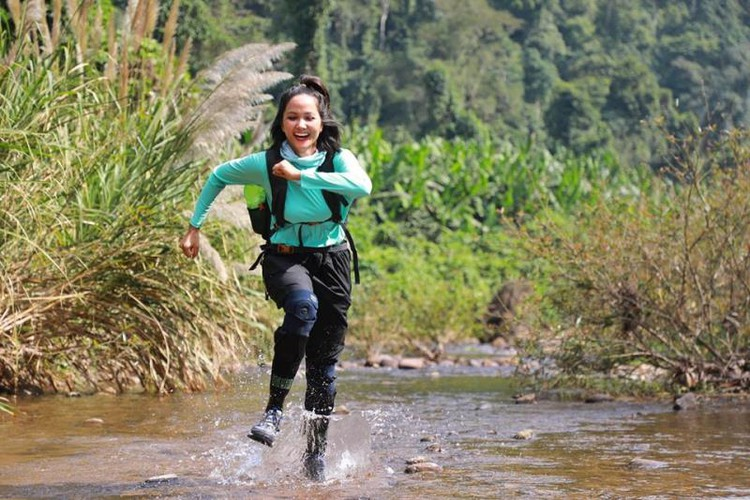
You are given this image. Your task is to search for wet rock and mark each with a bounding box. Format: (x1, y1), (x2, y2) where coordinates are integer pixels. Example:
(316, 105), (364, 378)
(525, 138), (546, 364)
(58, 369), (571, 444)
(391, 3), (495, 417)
(144, 474), (178, 484)
(513, 393), (537, 404)
(399, 357), (426, 370)
(404, 457), (442, 474)
(673, 392), (698, 411)
(379, 355), (400, 368)
(333, 405), (351, 415)
(365, 354), (398, 368)
(585, 393), (615, 403)
(97, 386), (118, 396)
(513, 429), (535, 440)
(628, 458), (668, 470)
(475, 402), (492, 411)
(420, 435), (437, 442)
(425, 443), (443, 453)
(491, 336), (509, 348)
(84, 418), (104, 425)
(67, 392), (81, 398)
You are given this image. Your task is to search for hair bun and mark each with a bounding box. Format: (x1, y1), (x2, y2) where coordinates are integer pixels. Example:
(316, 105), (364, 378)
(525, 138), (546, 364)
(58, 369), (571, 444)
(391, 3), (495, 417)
(299, 75), (330, 109)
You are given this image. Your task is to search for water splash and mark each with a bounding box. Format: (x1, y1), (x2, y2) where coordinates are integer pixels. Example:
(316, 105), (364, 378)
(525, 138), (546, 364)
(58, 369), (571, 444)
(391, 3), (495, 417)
(206, 408), (372, 485)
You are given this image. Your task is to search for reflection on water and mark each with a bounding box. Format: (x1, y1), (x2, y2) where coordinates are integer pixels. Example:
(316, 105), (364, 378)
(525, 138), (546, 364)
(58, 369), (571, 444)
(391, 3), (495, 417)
(0, 366), (748, 498)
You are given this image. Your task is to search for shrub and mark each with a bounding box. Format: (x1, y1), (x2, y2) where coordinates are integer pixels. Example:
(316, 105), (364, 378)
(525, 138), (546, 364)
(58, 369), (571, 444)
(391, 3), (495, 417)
(527, 128), (750, 390)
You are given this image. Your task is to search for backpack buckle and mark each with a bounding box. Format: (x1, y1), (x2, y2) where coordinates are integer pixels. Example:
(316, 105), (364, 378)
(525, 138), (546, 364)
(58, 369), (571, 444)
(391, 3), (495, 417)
(276, 244), (294, 254)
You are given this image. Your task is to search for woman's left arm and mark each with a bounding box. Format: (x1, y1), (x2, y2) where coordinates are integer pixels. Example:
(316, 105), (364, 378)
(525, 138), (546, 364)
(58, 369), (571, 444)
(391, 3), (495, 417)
(299, 149), (372, 200)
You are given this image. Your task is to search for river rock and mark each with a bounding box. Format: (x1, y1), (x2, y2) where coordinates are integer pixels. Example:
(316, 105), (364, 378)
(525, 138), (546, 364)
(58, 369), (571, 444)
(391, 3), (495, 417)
(365, 354), (398, 368)
(84, 418), (104, 425)
(513, 429), (535, 440)
(334, 404), (351, 415)
(404, 457), (442, 474)
(513, 393), (537, 404)
(585, 393), (615, 403)
(399, 357), (426, 370)
(673, 392), (698, 411)
(425, 443), (443, 453)
(628, 458), (668, 469)
(144, 474), (178, 484)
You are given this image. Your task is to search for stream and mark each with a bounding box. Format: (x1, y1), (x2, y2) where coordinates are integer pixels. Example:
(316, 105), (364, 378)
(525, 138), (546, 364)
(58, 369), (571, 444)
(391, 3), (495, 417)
(1, 364), (748, 498)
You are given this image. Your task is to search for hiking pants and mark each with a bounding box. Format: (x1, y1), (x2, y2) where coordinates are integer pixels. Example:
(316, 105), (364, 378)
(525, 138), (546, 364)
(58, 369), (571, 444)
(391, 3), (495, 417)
(262, 246), (351, 415)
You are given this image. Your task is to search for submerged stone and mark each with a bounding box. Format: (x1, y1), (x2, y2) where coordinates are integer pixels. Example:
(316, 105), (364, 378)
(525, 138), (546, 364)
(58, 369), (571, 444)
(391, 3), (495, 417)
(513, 429), (535, 440)
(673, 392), (698, 411)
(628, 458), (668, 469)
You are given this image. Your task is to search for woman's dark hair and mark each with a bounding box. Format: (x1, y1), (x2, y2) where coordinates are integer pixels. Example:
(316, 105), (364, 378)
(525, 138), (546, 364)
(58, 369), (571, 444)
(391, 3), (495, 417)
(270, 75), (341, 153)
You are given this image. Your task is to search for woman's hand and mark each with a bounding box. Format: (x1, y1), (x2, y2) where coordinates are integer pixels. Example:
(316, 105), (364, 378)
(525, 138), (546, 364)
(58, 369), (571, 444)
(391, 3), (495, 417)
(180, 226), (200, 259)
(271, 160), (301, 181)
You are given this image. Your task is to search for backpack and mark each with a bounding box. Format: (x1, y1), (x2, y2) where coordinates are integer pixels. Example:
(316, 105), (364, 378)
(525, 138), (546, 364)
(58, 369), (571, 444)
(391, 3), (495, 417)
(248, 146), (360, 283)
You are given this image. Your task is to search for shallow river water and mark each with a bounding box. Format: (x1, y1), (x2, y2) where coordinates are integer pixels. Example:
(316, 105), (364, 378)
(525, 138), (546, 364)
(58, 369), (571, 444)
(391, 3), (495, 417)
(1, 365), (748, 499)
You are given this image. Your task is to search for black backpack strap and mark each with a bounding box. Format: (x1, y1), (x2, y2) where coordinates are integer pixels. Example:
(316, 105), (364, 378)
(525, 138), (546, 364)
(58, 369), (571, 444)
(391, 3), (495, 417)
(319, 151), (348, 223)
(343, 225), (360, 284)
(266, 147), (286, 229)
(319, 151), (359, 284)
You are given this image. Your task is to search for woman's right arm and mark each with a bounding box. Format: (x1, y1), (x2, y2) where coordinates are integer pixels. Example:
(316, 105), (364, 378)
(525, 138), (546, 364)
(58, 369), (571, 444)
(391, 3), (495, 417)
(180, 152), (266, 259)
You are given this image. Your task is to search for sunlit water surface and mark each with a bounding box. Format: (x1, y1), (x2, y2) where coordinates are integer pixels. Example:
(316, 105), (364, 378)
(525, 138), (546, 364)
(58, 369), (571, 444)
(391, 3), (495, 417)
(1, 366), (748, 499)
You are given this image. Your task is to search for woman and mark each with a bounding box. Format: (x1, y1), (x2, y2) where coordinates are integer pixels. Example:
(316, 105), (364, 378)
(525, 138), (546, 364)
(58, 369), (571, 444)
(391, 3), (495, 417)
(180, 75), (371, 479)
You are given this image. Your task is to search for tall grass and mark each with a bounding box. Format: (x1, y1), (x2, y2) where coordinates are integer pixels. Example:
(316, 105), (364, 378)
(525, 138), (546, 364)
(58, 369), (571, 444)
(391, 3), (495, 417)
(0, 1), (290, 394)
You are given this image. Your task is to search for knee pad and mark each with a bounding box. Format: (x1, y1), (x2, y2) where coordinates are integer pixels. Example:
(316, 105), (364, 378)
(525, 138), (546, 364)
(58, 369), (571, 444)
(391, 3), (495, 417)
(280, 290), (318, 338)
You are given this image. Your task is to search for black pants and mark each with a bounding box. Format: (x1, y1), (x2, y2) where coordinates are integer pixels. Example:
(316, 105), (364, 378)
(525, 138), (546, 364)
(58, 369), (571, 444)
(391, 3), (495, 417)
(262, 247), (352, 415)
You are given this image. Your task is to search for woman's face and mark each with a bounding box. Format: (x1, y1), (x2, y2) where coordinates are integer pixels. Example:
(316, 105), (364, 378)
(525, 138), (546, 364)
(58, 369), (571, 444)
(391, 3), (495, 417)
(282, 94), (322, 157)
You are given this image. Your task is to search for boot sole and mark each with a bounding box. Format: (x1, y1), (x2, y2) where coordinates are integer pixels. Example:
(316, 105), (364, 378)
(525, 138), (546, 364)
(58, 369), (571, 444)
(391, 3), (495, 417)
(248, 428), (276, 447)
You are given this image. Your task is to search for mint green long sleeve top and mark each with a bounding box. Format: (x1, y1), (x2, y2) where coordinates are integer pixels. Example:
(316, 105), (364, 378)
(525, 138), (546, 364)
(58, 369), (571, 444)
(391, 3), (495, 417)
(189, 147), (372, 247)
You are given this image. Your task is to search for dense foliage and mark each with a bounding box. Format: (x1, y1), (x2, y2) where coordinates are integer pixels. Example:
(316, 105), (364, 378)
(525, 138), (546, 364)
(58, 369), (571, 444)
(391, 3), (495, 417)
(163, 0), (750, 167)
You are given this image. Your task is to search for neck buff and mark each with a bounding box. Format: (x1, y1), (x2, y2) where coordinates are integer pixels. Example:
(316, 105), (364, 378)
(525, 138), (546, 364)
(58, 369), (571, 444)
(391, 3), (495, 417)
(280, 141), (326, 168)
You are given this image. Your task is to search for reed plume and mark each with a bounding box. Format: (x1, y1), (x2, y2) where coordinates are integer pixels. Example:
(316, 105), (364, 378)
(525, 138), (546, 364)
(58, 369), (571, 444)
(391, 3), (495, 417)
(188, 42), (295, 158)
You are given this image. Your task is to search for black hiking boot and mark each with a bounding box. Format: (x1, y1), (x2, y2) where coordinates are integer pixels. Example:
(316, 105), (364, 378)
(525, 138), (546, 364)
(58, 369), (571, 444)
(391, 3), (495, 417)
(248, 408), (283, 446)
(302, 415), (329, 481)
